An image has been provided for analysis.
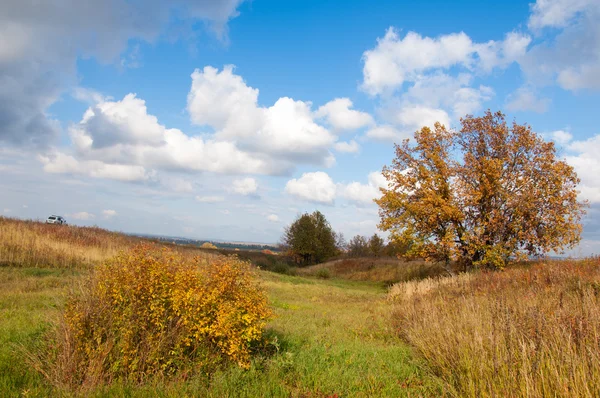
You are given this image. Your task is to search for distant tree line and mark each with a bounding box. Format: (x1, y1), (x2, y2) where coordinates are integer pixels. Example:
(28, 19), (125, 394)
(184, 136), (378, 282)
(280, 211), (409, 266)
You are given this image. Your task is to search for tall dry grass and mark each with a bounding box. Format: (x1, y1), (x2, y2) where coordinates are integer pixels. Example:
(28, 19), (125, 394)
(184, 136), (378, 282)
(0, 216), (138, 268)
(390, 259), (600, 397)
(300, 257), (447, 284)
(0, 217), (214, 268)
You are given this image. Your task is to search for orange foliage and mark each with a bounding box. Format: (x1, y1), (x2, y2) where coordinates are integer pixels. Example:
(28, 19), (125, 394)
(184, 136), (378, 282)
(376, 111), (586, 270)
(51, 244), (271, 388)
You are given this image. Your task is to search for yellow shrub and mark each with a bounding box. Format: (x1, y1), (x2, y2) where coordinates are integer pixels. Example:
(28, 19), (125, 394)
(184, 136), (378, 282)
(52, 244), (271, 388)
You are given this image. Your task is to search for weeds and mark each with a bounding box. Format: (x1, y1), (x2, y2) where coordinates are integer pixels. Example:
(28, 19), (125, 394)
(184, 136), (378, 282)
(390, 258), (600, 397)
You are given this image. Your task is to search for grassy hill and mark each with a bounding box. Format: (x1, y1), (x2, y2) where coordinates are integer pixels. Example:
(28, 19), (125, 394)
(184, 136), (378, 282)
(1, 217), (599, 396)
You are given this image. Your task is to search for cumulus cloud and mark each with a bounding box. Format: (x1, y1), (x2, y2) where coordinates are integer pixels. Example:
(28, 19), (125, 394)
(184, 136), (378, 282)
(102, 209), (117, 218)
(366, 125), (407, 142)
(550, 130), (574, 145)
(0, 0), (246, 148)
(361, 28), (504, 136)
(521, 0), (600, 91)
(42, 93), (286, 180)
(528, 0), (596, 30)
(361, 28), (527, 96)
(377, 103), (451, 138)
(564, 133), (600, 203)
(187, 66), (336, 166)
(267, 214), (280, 222)
(231, 177), (258, 195)
(333, 140), (360, 153)
(285, 172), (337, 204)
(505, 87), (550, 113)
(338, 172), (387, 205)
(315, 98), (374, 131)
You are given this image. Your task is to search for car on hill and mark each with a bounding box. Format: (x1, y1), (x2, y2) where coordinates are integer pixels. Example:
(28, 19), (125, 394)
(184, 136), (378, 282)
(45, 215), (67, 225)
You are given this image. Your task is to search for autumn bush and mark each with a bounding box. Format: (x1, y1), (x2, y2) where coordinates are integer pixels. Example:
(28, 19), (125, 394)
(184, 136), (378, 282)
(389, 258), (600, 397)
(38, 244), (271, 390)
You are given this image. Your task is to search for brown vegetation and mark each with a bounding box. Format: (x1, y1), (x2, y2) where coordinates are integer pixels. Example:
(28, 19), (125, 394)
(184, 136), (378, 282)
(390, 258), (600, 397)
(299, 257), (447, 284)
(0, 216), (138, 268)
(0, 216), (215, 268)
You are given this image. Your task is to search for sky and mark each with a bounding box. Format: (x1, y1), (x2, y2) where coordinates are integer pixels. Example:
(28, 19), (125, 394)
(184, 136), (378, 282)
(1, 0), (599, 253)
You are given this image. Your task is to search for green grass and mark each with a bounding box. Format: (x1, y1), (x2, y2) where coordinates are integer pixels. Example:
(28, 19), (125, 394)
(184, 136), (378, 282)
(0, 267), (441, 397)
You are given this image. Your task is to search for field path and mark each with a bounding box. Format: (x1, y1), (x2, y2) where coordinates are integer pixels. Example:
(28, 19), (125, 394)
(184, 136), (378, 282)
(205, 272), (441, 397)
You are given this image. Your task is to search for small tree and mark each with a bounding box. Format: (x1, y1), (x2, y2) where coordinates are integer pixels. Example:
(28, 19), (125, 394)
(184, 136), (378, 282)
(282, 211), (337, 266)
(348, 235), (369, 257)
(368, 234), (385, 257)
(376, 110), (586, 271)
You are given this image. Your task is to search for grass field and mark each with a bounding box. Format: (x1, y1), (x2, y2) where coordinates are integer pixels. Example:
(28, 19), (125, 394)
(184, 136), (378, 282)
(2, 217), (599, 397)
(0, 268), (440, 397)
(389, 259), (600, 397)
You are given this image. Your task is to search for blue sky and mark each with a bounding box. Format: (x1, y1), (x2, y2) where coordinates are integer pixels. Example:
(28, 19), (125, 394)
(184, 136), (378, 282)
(1, 0), (599, 254)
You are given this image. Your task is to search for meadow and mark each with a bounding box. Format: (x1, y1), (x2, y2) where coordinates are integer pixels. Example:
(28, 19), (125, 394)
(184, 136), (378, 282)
(1, 216), (599, 397)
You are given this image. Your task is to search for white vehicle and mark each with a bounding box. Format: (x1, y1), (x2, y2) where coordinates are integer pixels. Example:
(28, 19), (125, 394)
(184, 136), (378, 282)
(46, 215), (67, 225)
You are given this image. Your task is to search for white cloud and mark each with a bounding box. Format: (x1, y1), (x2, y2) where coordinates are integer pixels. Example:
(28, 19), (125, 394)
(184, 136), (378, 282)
(528, 0), (596, 30)
(565, 133), (600, 203)
(361, 28), (528, 96)
(475, 32), (532, 73)
(362, 29), (475, 95)
(520, 0), (600, 91)
(195, 195), (225, 203)
(231, 177), (258, 195)
(333, 140), (360, 153)
(42, 92), (285, 180)
(267, 214), (280, 222)
(220, 209), (231, 215)
(70, 211), (95, 220)
(339, 171), (387, 205)
(550, 130), (574, 145)
(390, 104), (451, 132)
(0, 1), (246, 148)
(366, 125), (407, 142)
(3, 208), (11, 213)
(315, 98), (374, 131)
(187, 66), (336, 166)
(505, 87), (550, 113)
(102, 209), (117, 218)
(40, 152), (153, 182)
(285, 171), (337, 204)
(405, 73), (494, 117)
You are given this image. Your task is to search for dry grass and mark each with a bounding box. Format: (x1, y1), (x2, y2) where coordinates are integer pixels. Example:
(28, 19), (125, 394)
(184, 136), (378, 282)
(0, 216), (214, 268)
(390, 258), (600, 397)
(299, 257), (447, 285)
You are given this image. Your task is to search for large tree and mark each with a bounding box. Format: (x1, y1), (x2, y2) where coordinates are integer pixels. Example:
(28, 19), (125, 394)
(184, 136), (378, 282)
(376, 111), (586, 271)
(282, 211), (337, 265)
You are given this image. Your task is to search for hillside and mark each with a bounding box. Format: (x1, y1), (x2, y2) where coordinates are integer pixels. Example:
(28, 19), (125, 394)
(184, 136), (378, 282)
(298, 257), (447, 285)
(1, 218), (599, 396)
